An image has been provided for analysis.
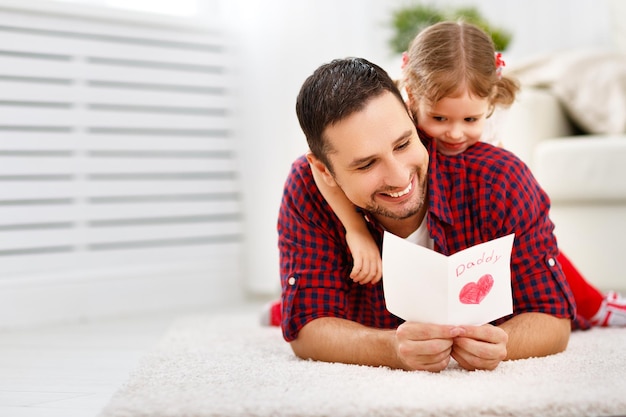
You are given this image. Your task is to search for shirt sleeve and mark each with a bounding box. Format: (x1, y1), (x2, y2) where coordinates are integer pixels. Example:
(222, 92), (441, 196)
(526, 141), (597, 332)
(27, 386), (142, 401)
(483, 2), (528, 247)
(482, 151), (576, 322)
(277, 157), (354, 341)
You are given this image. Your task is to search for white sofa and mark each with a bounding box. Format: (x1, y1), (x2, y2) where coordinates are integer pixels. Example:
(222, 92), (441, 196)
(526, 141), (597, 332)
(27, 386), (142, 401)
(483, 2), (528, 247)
(501, 87), (626, 292)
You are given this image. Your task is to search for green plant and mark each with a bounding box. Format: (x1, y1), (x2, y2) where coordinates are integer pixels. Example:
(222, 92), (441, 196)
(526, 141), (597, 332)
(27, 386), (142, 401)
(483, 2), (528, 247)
(389, 3), (512, 54)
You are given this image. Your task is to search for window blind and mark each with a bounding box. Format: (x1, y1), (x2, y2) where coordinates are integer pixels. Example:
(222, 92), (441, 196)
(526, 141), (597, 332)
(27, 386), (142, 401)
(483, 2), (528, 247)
(0, 6), (243, 326)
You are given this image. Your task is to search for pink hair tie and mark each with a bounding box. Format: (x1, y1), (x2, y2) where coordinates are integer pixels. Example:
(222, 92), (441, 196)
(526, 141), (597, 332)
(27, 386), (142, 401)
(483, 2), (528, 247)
(495, 52), (506, 79)
(401, 51), (409, 70)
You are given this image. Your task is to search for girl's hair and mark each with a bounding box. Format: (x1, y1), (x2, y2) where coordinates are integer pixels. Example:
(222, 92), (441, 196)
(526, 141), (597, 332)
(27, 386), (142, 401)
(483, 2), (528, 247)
(403, 21), (519, 112)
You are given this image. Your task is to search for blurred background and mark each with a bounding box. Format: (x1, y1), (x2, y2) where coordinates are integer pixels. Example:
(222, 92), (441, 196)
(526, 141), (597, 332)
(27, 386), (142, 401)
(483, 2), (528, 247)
(0, 0), (624, 328)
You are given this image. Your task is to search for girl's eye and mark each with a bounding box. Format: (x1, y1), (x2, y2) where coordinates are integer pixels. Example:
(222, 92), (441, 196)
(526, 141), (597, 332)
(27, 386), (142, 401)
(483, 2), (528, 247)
(465, 117), (478, 122)
(433, 116), (445, 122)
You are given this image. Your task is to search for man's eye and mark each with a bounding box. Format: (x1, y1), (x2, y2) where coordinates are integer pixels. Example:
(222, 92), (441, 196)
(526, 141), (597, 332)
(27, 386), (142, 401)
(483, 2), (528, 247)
(396, 140), (410, 150)
(357, 161), (374, 171)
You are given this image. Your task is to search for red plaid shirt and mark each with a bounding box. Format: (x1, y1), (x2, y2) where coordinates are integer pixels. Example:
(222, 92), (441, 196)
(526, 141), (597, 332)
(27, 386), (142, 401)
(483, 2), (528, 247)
(277, 137), (579, 342)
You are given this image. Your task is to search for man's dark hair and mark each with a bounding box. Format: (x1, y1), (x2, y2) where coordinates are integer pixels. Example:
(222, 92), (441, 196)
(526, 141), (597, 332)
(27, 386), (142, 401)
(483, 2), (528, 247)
(295, 57), (407, 171)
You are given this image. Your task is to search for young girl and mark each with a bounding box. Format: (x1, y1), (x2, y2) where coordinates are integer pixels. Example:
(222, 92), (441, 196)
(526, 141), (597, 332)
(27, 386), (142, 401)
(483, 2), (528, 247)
(263, 21), (626, 328)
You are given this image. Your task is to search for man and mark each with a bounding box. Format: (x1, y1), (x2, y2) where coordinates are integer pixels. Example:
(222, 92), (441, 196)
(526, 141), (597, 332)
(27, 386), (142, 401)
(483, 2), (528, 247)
(278, 58), (574, 372)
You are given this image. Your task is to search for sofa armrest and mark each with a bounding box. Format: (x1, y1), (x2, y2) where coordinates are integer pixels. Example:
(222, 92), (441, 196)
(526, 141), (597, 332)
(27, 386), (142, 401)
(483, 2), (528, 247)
(500, 88), (575, 169)
(534, 136), (626, 202)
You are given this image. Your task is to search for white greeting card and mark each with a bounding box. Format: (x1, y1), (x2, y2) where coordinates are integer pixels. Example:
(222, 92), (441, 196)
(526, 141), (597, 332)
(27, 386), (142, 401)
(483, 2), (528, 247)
(382, 232), (515, 325)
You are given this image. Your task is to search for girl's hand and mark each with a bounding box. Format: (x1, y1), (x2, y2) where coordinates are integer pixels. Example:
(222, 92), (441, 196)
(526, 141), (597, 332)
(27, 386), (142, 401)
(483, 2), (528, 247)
(346, 229), (382, 285)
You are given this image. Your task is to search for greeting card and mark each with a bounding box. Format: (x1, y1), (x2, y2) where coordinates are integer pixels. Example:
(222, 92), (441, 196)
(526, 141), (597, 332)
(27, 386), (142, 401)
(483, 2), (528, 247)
(382, 232), (515, 325)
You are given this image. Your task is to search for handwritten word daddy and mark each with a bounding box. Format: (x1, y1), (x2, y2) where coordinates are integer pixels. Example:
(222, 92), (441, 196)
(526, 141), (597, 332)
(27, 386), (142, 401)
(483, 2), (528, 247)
(456, 249), (502, 277)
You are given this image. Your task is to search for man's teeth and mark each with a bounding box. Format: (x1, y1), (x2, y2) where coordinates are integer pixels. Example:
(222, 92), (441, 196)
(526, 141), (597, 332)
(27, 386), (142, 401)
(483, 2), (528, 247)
(387, 181), (412, 198)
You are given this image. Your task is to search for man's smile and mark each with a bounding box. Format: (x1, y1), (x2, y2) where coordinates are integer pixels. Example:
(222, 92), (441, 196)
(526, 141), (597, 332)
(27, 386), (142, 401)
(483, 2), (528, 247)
(383, 180), (413, 198)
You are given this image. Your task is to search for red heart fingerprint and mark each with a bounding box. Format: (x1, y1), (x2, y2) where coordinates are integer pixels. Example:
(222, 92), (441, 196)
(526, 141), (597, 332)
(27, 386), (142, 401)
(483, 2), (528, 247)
(459, 274), (494, 305)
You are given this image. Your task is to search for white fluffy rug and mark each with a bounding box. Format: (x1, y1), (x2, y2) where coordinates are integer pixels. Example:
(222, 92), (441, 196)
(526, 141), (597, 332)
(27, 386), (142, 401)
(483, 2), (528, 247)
(99, 310), (626, 417)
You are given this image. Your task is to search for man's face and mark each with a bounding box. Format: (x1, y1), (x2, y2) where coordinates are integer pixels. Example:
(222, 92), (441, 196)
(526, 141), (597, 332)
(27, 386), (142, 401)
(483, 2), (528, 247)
(320, 91), (429, 233)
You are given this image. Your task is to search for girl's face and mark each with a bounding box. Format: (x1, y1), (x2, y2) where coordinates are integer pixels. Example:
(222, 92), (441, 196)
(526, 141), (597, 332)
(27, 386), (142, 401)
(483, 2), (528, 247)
(415, 91), (490, 156)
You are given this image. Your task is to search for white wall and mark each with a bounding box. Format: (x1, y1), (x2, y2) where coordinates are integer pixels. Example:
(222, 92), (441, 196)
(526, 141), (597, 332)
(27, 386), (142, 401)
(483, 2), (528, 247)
(213, 0), (621, 296)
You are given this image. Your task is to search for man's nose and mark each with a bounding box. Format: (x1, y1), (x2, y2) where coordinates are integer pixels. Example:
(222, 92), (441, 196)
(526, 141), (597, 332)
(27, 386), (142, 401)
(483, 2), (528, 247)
(384, 158), (409, 186)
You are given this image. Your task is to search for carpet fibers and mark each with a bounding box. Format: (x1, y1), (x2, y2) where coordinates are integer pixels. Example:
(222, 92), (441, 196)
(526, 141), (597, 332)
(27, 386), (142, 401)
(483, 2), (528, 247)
(99, 311), (626, 417)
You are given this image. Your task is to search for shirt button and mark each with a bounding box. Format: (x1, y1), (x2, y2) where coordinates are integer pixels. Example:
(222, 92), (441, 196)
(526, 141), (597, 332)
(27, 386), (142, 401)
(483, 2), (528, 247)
(547, 258), (556, 267)
(288, 277), (296, 286)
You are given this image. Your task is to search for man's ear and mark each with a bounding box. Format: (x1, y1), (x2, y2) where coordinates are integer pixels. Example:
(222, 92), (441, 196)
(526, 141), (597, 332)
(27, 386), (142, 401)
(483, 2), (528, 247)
(306, 152), (337, 187)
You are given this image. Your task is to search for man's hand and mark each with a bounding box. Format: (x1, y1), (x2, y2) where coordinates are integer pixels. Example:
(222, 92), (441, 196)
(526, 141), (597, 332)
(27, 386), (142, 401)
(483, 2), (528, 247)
(395, 322), (465, 372)
(451, 324), (508, 371)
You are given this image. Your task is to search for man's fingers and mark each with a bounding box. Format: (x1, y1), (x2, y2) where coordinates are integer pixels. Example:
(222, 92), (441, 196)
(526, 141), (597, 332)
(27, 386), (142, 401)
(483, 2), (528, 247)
(397, 322), (465, 341)
(450, 325), (508, 371)
(457, 324), (508, 344)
